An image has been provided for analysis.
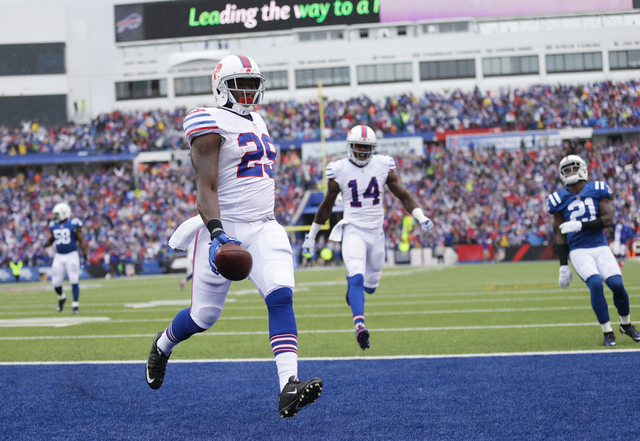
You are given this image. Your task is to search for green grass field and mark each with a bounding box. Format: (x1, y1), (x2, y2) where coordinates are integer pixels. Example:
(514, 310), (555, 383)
(1, 260), (639, 363)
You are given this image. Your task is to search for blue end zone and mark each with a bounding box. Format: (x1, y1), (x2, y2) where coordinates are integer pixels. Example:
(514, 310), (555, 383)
(2, 353), (640, 440)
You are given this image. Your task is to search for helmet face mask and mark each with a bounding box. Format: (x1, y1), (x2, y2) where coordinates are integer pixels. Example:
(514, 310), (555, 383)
(52, 202), (71, 222)
(211, 55), (265, 116)
(347, 125), (377, 167)
(559, 155), (588, 186)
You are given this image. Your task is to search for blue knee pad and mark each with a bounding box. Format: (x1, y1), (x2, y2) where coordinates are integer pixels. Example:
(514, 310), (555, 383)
(606, 275), (630, 317)
(348, 274), (365, 318)
(167, 308), (206, 343)
(587, 275), (609, 324)
(265, 287), (297, 337)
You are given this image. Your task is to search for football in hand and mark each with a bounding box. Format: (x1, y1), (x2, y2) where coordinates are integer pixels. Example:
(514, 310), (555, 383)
(215, 243), (253, 281)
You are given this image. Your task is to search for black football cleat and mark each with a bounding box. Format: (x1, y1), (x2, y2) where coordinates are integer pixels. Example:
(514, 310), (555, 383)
(72, 306), (79, 314)
(146, 331), (171, 390)
(356, 324), (370, 350)
(603, 332), (616, 347)
(278, 376), (323, 419)
(619, 324), (640, 342)
(57, 295), (67, 313)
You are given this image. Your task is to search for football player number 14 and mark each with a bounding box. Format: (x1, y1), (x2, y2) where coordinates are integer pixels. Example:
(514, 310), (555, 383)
(567, 197), (597, 222)
(348, 177), (380, 207)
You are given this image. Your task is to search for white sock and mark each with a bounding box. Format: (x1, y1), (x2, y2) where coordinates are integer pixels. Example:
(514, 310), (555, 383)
(72, 301), (79, 308)
(275, 352), (298, 392)
(600, 322), (613, 333)
(58, 293), (66, 299)
(620, 315), (631, 326)
(157, 330), (176, 355)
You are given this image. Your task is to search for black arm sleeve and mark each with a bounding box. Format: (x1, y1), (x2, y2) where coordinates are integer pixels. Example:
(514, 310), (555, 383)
(581, 218), (604, 230)
(556, 244), (569, 266)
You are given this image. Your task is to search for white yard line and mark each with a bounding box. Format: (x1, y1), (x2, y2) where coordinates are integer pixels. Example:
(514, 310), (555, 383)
(1, 347), (639, 366)
(0, 321), (610, 339)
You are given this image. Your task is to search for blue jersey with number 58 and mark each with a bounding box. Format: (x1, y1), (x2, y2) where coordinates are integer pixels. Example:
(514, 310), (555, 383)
(547, 181), (611, 250)
(48, 218), (83, 254)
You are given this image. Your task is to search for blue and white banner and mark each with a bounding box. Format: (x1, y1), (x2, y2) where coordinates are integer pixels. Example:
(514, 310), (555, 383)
(302, 136), (424, 160)
(446, 130), (562, 151)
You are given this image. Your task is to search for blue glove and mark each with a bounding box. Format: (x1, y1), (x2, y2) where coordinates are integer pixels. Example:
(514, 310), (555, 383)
(420, 217), (434, 234)
(208, 231), (241, 275)
(302, 233), (316, 258)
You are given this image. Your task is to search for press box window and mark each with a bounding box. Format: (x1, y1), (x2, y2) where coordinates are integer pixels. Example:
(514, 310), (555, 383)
(175, 76), (211, 96)
(0, 43), (65, 76)
(483, 56), (539, 77)
(419, 59), (475, 80)
(357, 63), (412, 84)
(116, 79), (167, 100)
(263, 71), (289, 90)
(610, 50), (640, 70)
(295, 67), (350, 88)
(546, 52), (602, 73)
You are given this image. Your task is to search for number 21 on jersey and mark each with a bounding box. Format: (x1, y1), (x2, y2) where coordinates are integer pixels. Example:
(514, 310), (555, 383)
(567, 197), (597, 222)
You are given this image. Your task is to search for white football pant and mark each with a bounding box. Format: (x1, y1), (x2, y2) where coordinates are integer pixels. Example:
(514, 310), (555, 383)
(189, 219), (295, 330)
(570, 246), (622, 282)
(51, 251), (81, 287)
(341, 224), (385, 291)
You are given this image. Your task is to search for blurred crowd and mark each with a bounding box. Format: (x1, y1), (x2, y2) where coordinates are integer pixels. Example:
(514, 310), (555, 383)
(1, 80), (639, 156)
(1, 137), (638, 268)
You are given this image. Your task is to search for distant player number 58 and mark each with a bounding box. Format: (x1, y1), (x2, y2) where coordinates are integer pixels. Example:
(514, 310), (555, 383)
(53, 228), (72, 245)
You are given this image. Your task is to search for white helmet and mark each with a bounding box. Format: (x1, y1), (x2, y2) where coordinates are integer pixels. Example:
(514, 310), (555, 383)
(347, 125), (377, 167)
(211, 54), (265, 116)
(52, 202), (71, 222)
(559, 155), (588, 186)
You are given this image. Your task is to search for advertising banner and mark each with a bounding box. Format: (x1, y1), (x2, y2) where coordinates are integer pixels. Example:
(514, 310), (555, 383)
(115, 0), (380, 42)
(301, 136), (424, 160)
(446, 130), (562, 151)
(115, 0), (636, 42)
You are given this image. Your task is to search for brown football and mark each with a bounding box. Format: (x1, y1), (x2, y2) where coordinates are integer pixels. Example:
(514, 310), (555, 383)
(215, 242), (253, 281)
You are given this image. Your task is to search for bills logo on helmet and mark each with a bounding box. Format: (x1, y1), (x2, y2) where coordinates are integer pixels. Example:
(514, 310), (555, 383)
(213, 62), (223, 79)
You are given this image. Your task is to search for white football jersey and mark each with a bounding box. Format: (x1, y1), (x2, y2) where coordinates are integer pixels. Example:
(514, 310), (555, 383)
(183, 107), (276, 222)
(327, 155), (396, 229)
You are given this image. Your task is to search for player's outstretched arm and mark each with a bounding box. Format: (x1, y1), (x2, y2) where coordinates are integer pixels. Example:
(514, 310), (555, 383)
(44, 233), (54, 248)
(304, 180), (341, 256)
(191, 133), (223, 223)
(386, 171), (434, 233)
(76, 226), (89, 256)
(552, 212), (572, 288)
(190, 133), (241, 275)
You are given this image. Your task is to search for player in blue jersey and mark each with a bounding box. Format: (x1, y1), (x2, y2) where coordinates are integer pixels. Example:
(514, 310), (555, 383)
(612, 221), (636, 268)
(44, 202), (89, 314)
(547, 155), (640, 346)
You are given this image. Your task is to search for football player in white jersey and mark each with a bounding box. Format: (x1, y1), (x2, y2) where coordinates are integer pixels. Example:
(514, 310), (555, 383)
(547, 155), (640, 346)
(44, 202), (88, 313)
(303, 125), (434, 350)
(145, 54), (322, 419)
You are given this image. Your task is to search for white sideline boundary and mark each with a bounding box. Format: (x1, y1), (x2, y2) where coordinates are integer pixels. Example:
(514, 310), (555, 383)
(2, 348), (640, 366)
